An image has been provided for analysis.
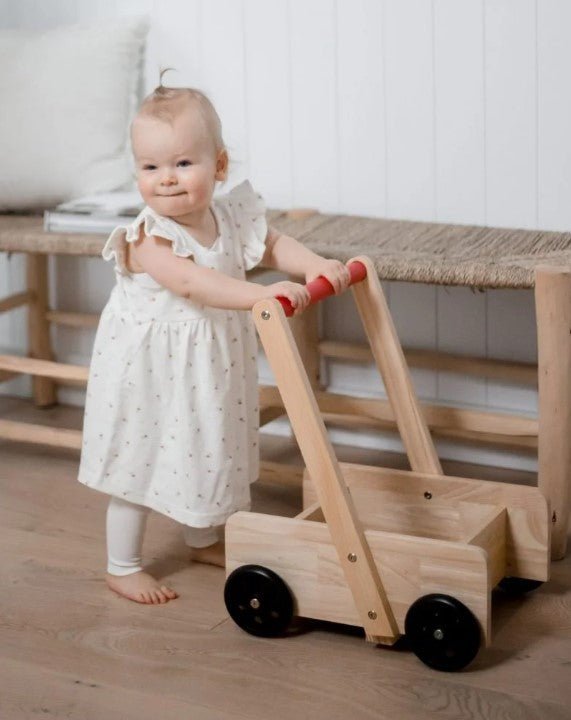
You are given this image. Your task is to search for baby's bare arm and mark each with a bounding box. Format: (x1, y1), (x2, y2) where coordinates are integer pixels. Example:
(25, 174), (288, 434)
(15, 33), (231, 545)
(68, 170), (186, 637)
(261, 226), (351, 294)
(132, 229), (310, 312)
(260, 226), (323, 277)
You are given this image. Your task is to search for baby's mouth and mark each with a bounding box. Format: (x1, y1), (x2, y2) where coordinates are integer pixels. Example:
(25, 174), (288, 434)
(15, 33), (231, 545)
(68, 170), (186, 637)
(158, 191), (185, 197)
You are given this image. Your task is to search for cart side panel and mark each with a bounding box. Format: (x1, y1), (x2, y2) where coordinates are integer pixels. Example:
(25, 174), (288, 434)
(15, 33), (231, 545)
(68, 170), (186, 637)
(304, 464), (550, 582)
(226, 512), (350, 624)
(226, 511), (492, 645)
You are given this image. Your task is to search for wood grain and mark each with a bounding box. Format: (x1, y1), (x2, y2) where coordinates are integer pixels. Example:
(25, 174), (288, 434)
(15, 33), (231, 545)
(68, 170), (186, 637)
(535, 266), (571, 559)
(0, 397), (570, 719)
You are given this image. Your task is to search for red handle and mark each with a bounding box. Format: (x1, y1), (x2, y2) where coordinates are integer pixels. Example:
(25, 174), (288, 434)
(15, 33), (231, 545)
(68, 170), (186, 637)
(275, 260), (367, 317)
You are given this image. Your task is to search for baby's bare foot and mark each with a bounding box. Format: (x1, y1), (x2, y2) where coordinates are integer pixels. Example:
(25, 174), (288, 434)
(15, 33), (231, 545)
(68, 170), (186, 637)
(105, 571), (179, 604)
(189, 540), (225, 568)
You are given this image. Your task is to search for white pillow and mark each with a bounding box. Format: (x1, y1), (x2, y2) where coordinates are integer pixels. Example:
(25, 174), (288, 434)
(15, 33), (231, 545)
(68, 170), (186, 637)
(0, 16), (149, 210)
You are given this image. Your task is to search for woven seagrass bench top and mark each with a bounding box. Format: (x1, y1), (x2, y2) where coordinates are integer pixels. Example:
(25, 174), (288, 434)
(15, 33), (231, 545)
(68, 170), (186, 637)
(2, 210), (571, 289)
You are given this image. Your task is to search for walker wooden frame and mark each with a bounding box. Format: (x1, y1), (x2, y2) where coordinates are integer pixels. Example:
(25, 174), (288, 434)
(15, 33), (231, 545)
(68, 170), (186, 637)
(224, 256), (550, 671)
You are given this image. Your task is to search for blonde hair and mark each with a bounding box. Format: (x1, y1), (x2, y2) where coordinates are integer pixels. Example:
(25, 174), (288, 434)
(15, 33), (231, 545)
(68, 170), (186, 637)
(135, 68), (226, 154)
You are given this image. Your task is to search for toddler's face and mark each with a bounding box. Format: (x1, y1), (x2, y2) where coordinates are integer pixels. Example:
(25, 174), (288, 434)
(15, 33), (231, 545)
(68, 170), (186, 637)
(131, 105), (227, 219)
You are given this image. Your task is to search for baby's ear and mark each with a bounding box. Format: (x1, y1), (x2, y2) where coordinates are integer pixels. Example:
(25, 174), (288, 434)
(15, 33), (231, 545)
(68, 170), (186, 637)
(215, 149), (229, 181)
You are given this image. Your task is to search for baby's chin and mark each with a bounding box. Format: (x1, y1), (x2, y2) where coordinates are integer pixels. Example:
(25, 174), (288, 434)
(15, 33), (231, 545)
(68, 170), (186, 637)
(147, 193), (191, 216)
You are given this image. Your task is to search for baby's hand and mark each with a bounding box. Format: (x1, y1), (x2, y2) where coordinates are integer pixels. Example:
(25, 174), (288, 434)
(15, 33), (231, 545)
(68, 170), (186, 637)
(262, 280), (311, 316)
(305, 258), (351, 295)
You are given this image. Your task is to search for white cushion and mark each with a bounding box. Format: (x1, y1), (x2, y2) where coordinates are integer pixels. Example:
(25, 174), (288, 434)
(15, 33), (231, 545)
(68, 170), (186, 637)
(0, 16), (149, 210)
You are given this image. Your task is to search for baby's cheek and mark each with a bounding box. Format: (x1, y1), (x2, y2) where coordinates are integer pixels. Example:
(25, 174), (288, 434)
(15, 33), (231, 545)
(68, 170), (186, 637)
(137, 176), (154, 201)
(188, 177), (212, 203)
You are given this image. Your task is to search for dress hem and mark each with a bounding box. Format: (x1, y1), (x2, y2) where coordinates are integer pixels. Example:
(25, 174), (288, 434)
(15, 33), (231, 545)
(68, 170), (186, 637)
(77, 475), (255, 528)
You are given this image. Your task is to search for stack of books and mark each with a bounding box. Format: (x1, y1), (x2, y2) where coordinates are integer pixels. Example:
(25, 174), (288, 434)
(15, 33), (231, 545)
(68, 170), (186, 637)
(43, 190), (144, 234)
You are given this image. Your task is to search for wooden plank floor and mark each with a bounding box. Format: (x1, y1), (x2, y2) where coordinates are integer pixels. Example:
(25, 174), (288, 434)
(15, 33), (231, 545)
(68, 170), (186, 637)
(0, 396), (570, 720)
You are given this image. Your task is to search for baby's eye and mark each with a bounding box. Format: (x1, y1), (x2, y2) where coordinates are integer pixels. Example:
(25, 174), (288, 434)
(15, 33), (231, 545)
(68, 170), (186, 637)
(177, 160), (192, 167)
(142, 164), (156, 171)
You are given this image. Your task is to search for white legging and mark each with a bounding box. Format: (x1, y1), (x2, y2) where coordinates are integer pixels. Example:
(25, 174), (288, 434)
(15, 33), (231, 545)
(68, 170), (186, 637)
(106, 496), (224, 576)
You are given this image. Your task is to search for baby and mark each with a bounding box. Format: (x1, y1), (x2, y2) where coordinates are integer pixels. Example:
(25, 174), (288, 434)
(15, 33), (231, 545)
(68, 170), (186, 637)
(77, 79), (351, 605)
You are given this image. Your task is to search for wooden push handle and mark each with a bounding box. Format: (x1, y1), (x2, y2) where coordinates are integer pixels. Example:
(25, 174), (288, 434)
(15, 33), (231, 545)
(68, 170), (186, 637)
(276, 260), (367, 317)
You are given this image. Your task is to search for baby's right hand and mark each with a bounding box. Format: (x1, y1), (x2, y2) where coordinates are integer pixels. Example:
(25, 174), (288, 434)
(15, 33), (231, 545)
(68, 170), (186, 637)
(261, 281), (311, 316)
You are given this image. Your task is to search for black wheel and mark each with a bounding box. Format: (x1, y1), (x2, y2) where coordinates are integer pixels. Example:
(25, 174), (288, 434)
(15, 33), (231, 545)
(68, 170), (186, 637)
(497, 576), (544, 595)
(404, 594), (481, 672)
(224, 564), (294, 638)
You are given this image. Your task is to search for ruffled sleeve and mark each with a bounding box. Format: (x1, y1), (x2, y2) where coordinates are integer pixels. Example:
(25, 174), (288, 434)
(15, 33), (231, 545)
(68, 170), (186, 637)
(222, 180), (268, 271)
(101, 207), (195, 274)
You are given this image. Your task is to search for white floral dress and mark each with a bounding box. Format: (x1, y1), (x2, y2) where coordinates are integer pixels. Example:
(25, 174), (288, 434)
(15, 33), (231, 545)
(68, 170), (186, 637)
(77, 180), (266, 528)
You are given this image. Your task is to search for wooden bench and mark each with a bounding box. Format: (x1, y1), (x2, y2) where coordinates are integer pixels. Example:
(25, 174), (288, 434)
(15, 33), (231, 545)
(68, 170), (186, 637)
(1, 211), (570, 559)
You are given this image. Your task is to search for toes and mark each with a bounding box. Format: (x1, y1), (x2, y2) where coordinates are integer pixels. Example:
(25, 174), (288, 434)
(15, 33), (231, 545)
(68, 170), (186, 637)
(161, 585), (177, 599)
(115, 582), (177, 605)
(154, 590), (167, 604)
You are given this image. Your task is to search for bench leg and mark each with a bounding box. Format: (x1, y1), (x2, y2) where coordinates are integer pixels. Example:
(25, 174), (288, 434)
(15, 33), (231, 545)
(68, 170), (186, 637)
(26, 253), (57, 407)
(535, 267), (571, 560)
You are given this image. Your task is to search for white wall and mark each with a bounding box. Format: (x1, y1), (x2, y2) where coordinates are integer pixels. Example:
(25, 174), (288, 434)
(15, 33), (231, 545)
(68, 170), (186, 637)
(2, 0), (570, 471)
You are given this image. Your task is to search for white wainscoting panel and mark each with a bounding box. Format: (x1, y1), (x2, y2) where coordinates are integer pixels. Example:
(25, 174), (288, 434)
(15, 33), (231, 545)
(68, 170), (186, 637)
(2, 0), (570, 472)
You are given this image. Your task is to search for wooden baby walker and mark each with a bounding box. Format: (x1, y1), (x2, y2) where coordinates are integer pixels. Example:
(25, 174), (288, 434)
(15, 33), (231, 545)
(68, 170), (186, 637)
(223, 256), (550, 672)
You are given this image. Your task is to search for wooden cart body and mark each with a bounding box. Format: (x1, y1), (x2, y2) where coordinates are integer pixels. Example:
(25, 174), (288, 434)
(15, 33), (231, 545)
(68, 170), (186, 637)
(225, 256), (551, 649)
(227, 466), (549, 645)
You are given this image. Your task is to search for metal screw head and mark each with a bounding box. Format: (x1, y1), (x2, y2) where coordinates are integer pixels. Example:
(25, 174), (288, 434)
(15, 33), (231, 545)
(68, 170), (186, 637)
(424, 491), (432, 500)
(249, 597), (261, 609)
(368, 610), (377, 620)
(433, 628), (444, 640)
(347, 553), (357, 563)
(261, 310), (271, 320)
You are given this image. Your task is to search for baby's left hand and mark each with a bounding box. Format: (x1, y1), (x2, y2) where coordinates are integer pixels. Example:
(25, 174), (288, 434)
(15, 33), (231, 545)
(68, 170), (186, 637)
(305, 258), (352, 295)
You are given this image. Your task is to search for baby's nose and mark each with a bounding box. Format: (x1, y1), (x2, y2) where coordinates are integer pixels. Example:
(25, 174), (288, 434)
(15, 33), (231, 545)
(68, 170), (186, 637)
(161, 174), (177, 186)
